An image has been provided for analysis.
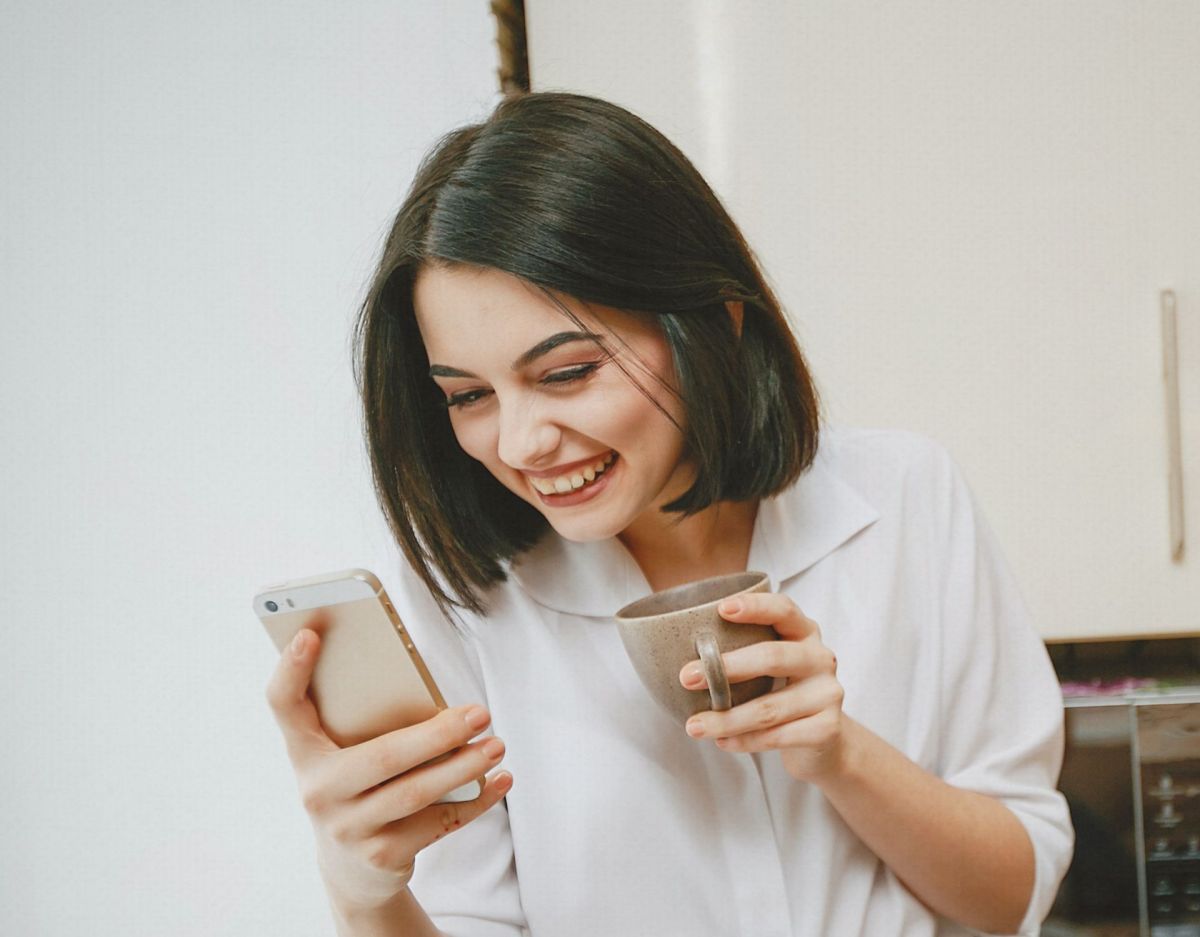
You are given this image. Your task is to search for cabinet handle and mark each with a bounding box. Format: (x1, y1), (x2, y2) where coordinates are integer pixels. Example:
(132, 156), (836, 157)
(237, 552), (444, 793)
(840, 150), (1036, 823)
(1161, 289), (1185, 561)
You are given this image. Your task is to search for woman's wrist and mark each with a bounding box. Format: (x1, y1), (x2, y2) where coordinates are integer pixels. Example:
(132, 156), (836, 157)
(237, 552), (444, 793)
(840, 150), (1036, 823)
(801, 712), (863, 790)
(318, 856), (418, 933)
(327, 886), (442, 937)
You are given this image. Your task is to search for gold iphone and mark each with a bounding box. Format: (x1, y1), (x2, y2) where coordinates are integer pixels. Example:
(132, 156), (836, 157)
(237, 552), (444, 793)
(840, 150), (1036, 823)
(253, 568), (484, 803)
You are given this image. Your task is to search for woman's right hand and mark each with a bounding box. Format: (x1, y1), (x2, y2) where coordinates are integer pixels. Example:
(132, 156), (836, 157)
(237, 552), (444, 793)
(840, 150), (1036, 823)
(265, 627), (513, 914)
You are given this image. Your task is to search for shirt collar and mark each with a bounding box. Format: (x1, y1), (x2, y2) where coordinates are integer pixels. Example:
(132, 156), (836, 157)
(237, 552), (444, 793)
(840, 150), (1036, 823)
(508, 444), (881, 619)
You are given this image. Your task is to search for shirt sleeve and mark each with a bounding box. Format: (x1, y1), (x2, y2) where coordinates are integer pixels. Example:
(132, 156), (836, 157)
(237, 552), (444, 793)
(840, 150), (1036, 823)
(379, 560), (529, 937)
(925, 444), (1075, 937)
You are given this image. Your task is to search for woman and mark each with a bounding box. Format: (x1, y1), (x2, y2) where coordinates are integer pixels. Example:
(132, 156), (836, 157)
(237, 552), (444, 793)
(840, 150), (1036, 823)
(266, 92), (1072, 936)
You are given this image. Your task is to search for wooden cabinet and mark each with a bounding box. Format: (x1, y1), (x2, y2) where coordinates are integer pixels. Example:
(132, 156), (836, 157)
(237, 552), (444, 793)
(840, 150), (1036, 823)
(527, 0), (1199, 641)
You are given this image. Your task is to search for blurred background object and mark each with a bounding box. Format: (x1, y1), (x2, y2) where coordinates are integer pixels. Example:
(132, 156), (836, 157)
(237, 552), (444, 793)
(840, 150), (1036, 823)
(493, 0), (529, 95)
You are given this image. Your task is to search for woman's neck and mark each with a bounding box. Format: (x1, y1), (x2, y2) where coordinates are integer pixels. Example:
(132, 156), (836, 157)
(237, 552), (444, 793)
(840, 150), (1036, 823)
(617, 497), (759, 593)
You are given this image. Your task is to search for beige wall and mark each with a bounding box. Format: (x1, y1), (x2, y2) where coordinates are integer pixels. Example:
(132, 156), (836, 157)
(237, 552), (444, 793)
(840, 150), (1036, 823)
(528, 0), (1200, 640)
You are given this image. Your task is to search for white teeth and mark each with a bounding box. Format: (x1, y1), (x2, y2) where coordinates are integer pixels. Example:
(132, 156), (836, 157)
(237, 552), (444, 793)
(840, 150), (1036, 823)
(530, 451), (617, 496)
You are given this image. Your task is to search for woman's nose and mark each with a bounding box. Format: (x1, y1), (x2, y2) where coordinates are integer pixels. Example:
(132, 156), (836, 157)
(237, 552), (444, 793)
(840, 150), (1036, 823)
(496, 399), (562, 469)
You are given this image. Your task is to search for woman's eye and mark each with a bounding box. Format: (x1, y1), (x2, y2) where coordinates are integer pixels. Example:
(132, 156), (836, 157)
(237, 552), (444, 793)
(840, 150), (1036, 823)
(541, 362), (601, 385)
(443, 361), (603, 410)
(444, 389), (490, 409)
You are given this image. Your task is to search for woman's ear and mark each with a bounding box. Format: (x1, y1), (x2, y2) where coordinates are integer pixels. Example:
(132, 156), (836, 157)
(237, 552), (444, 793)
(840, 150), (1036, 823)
(725, 300), (744, 338)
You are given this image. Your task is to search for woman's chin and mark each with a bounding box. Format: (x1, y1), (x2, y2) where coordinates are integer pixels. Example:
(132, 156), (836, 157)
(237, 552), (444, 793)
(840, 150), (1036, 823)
(544, 515), (626, 543)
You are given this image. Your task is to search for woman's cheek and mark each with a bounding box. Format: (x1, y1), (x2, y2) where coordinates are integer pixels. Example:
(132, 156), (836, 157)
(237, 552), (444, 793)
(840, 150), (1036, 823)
(448, 414), (495, 464)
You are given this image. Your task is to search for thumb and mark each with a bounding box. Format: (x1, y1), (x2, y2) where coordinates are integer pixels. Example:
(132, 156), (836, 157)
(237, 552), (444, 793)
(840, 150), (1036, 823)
(265, 627), (337, 761)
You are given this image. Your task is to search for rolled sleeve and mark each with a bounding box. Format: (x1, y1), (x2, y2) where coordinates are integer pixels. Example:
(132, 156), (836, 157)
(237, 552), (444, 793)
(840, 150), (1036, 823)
(928, 447), (1074, 936)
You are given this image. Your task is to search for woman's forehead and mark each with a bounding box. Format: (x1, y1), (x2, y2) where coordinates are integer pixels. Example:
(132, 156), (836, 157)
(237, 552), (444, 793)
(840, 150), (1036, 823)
(413, 265), (655, 360)
(414, 265), (578, 335)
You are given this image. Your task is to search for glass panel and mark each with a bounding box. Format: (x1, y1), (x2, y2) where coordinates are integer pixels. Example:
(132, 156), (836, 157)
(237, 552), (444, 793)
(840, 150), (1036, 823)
(1046, 704), (1141, 936)
(1138, 702), (1200, 937)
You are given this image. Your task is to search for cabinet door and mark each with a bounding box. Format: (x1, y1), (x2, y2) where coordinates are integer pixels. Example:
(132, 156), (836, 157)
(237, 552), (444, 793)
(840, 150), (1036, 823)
(527, 0), (1200, 640)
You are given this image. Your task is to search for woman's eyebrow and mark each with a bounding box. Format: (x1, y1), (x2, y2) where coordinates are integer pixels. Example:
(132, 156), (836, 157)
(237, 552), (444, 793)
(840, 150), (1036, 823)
(428, 330), (603, 378)
(511, 330), (604, 369)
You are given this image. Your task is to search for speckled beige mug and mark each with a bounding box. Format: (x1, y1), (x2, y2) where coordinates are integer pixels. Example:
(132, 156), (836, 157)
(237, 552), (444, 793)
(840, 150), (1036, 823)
(615, 571), (774, 724)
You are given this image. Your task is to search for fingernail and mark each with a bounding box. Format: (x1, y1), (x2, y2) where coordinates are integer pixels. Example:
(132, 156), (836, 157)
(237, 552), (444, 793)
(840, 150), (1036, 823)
(464, 706), (490, 731)
(686, 719), (704, 738)
(719, 599), (742, 615)
(291, 630), (309, 659)
(482, 737), (505, 759)
(496, 771), (513, 793)
(681, 664), (703, 687)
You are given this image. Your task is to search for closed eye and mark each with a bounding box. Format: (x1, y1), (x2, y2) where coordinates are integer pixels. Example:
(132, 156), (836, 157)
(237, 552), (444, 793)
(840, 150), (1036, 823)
(443, 388), (491, 409)
(540, 362), (601, 385)
(443, 360), (605, 410)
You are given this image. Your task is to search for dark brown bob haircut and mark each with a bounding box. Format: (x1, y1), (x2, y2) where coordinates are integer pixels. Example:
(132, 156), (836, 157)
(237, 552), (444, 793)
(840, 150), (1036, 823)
(356, 92), (821, 617)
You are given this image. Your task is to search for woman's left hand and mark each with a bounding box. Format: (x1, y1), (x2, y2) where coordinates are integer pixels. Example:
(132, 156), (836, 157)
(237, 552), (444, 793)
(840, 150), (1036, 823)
(678, 592), (846, 782)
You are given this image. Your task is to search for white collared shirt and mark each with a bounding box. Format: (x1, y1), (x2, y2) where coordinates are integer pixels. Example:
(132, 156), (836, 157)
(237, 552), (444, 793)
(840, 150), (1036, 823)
(383, 426), (1073, 937)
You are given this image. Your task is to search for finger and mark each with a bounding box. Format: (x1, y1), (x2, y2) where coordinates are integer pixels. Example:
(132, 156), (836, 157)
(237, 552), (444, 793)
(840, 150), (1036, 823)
(265, 628), (337, 763)
(713, 708), (842, 754)
(341, 735), (508, 838)
(686, 674), (843, 740)
(409, 769), (514, 850)
(717, 593), (820, 642)
(360, 771), (515, 874)
(680, 638), (834, 688)
(332, 704), (494, 797)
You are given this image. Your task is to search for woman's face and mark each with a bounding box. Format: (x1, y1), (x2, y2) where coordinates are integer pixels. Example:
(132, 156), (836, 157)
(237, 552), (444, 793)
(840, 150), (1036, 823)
(413, 264), (690, 543)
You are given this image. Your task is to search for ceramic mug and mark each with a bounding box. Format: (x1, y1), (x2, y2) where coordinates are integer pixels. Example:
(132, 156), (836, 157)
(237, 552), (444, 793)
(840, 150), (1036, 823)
(614, 571), (775, 724)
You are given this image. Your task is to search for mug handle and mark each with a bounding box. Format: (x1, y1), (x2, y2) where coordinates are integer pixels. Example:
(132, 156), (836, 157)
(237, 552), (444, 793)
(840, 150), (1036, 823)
(695, 631), (732, 711)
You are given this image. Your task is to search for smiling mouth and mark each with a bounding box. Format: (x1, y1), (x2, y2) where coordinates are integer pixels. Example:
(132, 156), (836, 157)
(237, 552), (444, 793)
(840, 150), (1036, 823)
(527, 451), (617, 496)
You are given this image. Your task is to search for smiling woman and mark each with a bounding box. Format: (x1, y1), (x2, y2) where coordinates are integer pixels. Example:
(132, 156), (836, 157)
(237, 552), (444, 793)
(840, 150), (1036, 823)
(414, 265), (689, 548)
(265, 91), (1073, 937)
(357, 92), (820, 617)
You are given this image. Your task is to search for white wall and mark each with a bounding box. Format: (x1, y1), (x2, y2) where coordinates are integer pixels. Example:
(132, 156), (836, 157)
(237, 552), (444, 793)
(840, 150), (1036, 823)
(0, 4), (498, 934)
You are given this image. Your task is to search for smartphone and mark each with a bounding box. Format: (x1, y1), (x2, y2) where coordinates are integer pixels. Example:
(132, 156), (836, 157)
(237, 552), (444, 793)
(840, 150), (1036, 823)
(253, 568), (484, 803)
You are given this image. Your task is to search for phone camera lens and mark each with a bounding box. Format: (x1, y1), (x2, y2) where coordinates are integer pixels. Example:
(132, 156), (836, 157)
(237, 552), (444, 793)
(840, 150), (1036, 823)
(265, 600), (279, 612)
